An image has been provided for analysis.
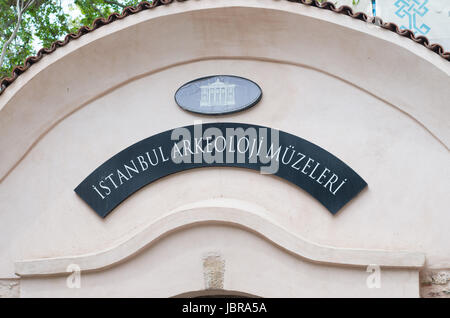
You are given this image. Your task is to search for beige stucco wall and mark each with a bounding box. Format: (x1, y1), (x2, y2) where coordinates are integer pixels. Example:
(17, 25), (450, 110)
(0, 0), (449, 297)
(19, 224), (420, 298)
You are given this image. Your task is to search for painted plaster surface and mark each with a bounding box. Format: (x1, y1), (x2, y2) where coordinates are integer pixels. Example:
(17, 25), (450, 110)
(0, 0), (449, 183)
(376, 0), (450, 51)
(0, 58), (447, 296)
(0, 0), (448, 297)
(19, 225), (420, 297)
(0, 280), (19, 298)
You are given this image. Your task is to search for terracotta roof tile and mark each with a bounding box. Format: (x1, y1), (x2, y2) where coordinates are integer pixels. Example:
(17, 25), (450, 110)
(0, 0), (448, 96)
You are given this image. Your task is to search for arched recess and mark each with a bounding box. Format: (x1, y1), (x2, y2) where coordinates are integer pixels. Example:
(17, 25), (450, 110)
(0, 0), (449, 183)
(174, 290), (259, 298)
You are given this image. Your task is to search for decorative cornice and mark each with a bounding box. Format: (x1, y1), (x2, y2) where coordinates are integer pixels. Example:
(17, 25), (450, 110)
(0, 0), (448, 96)
(15, 200), (425, 277)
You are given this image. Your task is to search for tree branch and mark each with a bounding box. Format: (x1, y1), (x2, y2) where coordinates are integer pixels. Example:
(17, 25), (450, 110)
(0, 0), (36, 69)
(23, 0), (36, 12)
(103, 0), (126, 8)
(0, 18), (16, 40)
(0, 0), (23, 69)
(91, 3), (105, 17)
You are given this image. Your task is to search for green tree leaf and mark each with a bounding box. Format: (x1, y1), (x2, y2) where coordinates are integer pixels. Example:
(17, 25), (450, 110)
(0, 0), (143, 80)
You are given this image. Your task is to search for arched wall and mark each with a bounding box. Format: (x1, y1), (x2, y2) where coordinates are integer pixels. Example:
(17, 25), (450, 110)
(0, 0), (449, 297)
(18, 215), (421, 298)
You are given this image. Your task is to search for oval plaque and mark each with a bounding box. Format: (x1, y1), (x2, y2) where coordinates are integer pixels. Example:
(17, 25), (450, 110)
(175, 75), (262, 115)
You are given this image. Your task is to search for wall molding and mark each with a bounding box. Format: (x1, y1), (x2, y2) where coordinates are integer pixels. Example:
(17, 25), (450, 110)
(15, 199), (425, 277)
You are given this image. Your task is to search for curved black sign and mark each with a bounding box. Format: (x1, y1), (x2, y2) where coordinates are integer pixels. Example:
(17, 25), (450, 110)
(175, 75), (262, 115)
(75, 123), (367, 218)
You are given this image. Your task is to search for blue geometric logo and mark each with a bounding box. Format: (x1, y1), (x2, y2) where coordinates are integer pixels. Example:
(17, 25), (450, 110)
(394, 0), (431, 35)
